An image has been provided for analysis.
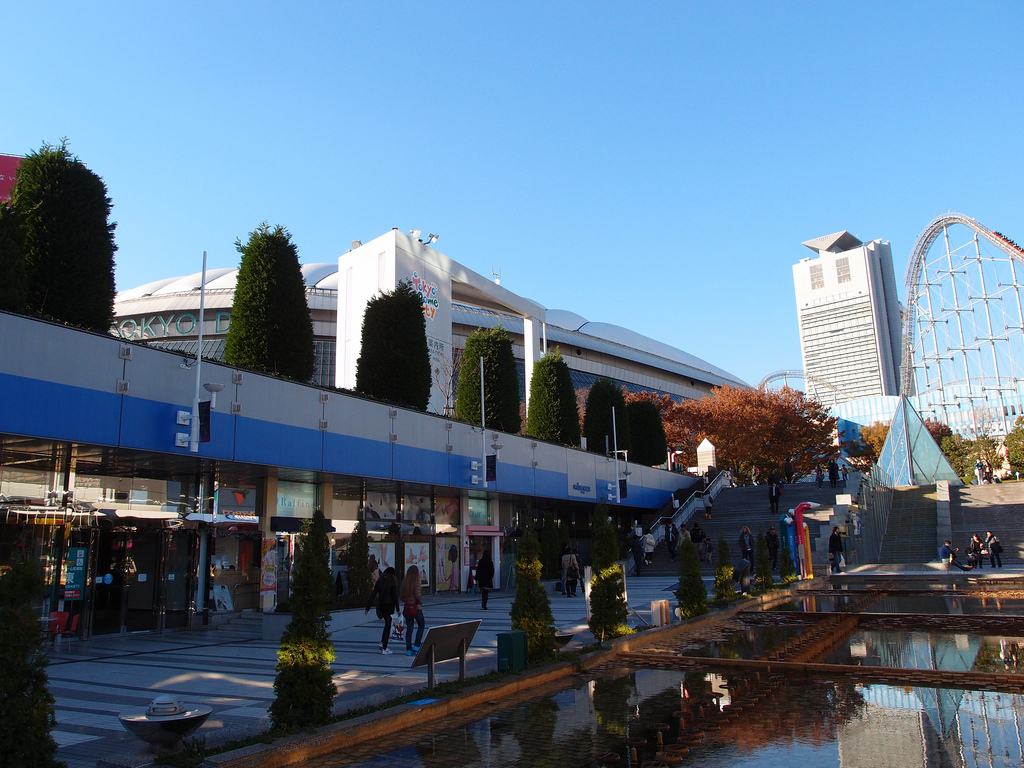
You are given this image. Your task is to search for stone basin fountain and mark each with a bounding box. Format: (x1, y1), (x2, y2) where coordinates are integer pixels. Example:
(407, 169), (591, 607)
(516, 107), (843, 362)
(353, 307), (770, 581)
(118, 695), (212, 752)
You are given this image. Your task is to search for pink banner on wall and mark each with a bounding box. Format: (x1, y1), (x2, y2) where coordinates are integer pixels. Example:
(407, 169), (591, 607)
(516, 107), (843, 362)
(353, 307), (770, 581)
(0, 154), (21, 201)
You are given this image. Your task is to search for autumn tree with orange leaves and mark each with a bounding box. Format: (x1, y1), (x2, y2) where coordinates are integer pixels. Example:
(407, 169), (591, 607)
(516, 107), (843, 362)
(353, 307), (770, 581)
(666, 385), (837, 481)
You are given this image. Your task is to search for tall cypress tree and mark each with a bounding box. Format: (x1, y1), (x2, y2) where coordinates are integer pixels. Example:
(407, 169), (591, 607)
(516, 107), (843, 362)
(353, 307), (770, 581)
(455, 326), (521, 433)
(525, 348), (580, 446)
(0, 204), (27, 312)
(225, 223), (314, 382)
(583, 379), (631, 456)
(354, 281), (431, 411)
(509, 527), (556, 662)
(0, 550), (63, 767)
(7, 140), (116, 331)
(588, 502), (629, 641)
(270, 509), (337, 730)
(625, 398), (667, 465)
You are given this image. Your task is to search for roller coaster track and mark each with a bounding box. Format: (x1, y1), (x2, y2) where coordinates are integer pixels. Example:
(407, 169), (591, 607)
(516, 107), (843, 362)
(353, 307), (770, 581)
(901, 212), (1024, 395)
(758, 370), (854, 403)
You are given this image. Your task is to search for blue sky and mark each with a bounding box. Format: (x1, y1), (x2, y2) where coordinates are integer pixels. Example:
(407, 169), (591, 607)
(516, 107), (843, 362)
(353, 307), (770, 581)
(5, 2), (1022, 387)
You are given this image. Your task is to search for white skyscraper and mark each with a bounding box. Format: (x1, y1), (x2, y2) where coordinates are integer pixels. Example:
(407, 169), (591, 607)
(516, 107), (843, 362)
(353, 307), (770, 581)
(793, 231), (902, 403)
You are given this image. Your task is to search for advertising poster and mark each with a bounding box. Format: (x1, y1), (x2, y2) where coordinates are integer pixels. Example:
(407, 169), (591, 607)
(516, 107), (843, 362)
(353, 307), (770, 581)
(259, 538), (277, 598)
(403, 494), (431, 525)
(404, 541), (431, 587)
(64, 546), (88, 600)
(435, 496), (460, 529)
(435, 536), (460, 592)
(364, 492), (397, 520)
(276, 481), (315, 518)
(367, 541), (396, 573)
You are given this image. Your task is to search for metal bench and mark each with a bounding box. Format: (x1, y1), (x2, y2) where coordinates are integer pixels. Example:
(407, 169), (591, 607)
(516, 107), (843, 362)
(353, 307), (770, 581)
(410, 620), (481, 688)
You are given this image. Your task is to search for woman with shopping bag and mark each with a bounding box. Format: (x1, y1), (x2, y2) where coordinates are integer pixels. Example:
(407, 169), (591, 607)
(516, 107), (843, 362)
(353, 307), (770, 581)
(401, 565), (426, 656)
(365, 566), (400, 654)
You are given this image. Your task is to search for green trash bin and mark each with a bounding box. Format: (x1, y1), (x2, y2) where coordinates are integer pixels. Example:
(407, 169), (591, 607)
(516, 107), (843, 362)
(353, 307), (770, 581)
(497, 630), (527, 672)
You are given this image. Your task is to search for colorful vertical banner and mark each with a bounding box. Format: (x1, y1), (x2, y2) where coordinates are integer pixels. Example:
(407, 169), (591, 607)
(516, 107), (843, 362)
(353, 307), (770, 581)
(64, 547), (88, 600)
(260, 538), (277, 597)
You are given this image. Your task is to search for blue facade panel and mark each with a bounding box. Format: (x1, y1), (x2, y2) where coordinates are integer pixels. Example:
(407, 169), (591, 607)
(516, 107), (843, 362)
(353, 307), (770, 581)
(392, 443), (449, 485)
(495, 461), (534, 496)
(119, 397), (235, 459)
(0, 373), (121, 447)
(235, 417), (324, 470)
(534, 467), (568, 499)
(323, 432), (394, 479)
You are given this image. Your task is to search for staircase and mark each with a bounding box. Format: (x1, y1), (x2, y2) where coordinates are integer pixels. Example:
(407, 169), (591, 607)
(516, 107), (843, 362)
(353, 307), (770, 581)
(950, 482), (1024, 566)
(211, 611), (263, 637)
(878, 487), (938, 563)
(636, 482), (843, 575)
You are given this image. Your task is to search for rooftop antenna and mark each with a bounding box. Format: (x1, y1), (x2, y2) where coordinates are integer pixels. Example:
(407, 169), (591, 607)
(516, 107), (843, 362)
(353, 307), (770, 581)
(491, 267), (501, 285)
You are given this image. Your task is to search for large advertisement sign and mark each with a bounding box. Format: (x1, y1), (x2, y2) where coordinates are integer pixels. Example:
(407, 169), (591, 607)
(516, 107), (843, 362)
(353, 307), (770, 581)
(64, 547), (88, 600)
(259, 538), (277, 598)
(0, 154), (20, 200)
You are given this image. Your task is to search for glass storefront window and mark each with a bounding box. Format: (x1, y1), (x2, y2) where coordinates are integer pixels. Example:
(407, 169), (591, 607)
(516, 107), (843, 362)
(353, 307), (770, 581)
(467, 497), (492, 526)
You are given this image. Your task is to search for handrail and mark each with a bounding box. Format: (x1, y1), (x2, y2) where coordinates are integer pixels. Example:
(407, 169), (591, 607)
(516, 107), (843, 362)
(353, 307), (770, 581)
(647, 470), (732, 547)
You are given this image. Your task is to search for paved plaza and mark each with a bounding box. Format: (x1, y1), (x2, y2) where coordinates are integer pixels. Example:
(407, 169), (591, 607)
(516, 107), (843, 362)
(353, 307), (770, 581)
(52, 577), (682, 768)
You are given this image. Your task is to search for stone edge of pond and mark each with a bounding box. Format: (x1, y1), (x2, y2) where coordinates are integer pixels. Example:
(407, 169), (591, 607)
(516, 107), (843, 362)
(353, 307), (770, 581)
(202, 580), (818, 768)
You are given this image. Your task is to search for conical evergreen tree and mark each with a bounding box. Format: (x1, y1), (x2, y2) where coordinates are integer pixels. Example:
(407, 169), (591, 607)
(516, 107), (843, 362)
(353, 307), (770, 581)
(754, 527), (775, 591)
(525, 348), (580, 446)
(0, 549), (63, 767)
(355, 281), (431, 410)
(713, 532), (736, 601)
(509, 528), (556, 662)
(455, 326), (521, 433)
(7, 140), (116, 331)
(625, 398), (667, 466)
(588, 501), (629, 640)
(270, 509), (337, 730)
(225, 223), (315, 382)
(676, 535), (708, 617)
(0, 203), (27, 312)
(583, 379), (631, 455)
(344, 520), (373, 603)
(779, 542), (797, 584)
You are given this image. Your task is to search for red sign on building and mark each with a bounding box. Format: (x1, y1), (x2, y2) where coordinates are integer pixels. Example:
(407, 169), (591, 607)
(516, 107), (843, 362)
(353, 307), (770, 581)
(0, 154), (22, 201)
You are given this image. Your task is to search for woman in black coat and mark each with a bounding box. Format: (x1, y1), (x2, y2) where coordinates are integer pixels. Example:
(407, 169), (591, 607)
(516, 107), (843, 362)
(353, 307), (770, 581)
(476, 550), (495, 610)
(365, 566), (400, 654)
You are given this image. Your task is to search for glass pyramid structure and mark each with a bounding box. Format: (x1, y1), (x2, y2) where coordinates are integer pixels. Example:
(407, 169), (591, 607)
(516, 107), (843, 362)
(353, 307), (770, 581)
(876, 395), (962, 486)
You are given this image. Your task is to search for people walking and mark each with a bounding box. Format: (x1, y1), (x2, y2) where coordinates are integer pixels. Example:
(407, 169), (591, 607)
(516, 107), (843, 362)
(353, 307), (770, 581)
(666, 522), (678, 561)
(986, 531), (1004, 568)
(816, 466), (825, 488)
(738, 527), (754, 566)
(365, 566), (399, 654)
(691, 523), (706, 561)
(401, 565), (425, 656)
(967, 534), (986, 569)
(827, 459), (839, 489)
(768, 481), (782, 515)
(631, 534), (645, 576)
(643, 530), (656, 565)
(828, 526), (843, 573)
(703, 492), (714, 520)
(561, 547), (580, 597)
(765, 526), (780, 570)
(784, 457), (795, 484)
(476, 549), (495, 609)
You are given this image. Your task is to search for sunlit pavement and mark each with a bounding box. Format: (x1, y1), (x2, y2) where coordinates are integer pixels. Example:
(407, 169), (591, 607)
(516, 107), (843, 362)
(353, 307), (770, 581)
(51, 576), (682, 768)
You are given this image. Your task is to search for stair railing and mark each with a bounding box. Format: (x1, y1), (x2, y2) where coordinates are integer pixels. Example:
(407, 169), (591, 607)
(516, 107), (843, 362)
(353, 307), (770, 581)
(647, 470), (732, 549)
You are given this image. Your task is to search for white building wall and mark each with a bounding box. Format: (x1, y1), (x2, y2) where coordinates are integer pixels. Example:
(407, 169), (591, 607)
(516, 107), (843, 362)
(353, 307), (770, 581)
(794, 238), (900, 403)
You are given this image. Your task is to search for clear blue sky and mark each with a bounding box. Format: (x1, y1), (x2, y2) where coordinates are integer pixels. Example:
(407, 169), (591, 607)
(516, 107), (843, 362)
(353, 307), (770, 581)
(5, 2), (1022, 387)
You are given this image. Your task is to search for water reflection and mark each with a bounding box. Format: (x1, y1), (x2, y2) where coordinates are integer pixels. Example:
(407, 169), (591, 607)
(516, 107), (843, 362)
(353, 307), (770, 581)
(826, 629), (1024, 674)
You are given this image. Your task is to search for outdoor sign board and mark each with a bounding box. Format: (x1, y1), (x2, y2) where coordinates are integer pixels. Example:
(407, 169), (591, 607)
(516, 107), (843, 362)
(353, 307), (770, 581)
(0, 154), (20, 200)
(64, 546), (88, 600)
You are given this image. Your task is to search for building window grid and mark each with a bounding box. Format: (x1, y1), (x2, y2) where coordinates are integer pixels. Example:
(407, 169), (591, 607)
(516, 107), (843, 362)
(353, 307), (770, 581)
(836, 257), (852, 284)
(809, 264), (824, 290)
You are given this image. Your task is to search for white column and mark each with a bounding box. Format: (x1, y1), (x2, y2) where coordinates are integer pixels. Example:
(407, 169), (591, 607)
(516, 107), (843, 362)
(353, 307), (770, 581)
(523, 315), (542, 417)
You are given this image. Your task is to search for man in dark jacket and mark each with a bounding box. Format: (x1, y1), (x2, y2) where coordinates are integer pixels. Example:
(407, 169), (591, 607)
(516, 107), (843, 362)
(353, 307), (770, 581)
(476, 549), (495, 609)
(829, 527), (843, 573)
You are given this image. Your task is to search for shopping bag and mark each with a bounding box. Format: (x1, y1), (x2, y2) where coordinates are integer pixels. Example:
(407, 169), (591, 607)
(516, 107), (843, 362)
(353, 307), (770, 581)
(839, 554), (846, 569)
(391, 614), (406, 641)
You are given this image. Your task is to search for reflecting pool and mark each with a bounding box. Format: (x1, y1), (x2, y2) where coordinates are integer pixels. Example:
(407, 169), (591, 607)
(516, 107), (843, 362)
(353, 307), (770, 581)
(306, 667), (1024, 768)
